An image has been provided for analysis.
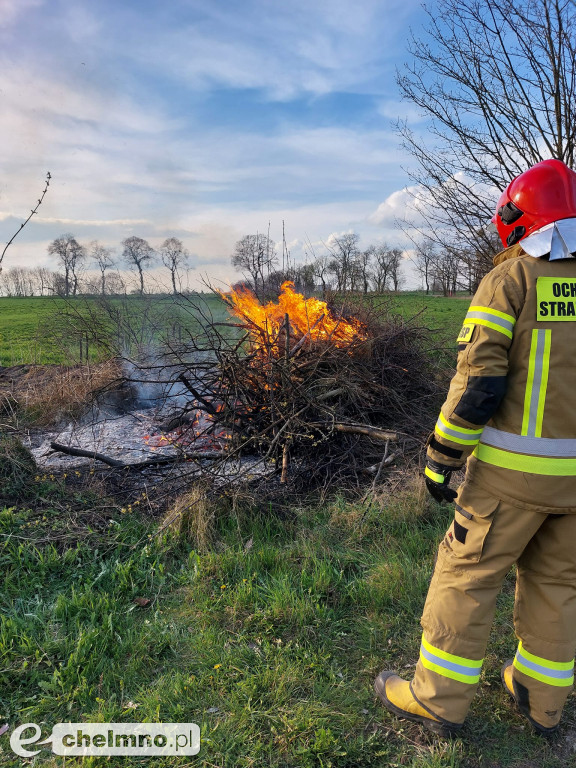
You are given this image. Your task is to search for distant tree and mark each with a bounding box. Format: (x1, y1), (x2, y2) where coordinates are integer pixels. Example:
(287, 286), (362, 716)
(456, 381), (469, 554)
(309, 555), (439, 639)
(430, 248), (460, 296)
(293, 263), (316, 296)
(90, 241), (116, 296)
(388, 248), (404, 292)
(263, 269), (290, 297)
(311, 254), (332, 295)
(48, 234), (86, 297)
(32, 266), (54, 296)
(372, 244), (404, 292)
(1, 267), (34, 297)
(160, 237), (190, 294)
(412, 238), (436, 294)
(105, 272), (127, 296)
(231, 234), (277, 299)
(122, 236), (155, 295)
(326, 233), (360, 292)
(357, 247), (374, 295)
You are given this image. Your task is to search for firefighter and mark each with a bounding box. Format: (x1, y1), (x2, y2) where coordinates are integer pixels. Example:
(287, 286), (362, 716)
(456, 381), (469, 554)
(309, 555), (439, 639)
(374, 159), (576, 736)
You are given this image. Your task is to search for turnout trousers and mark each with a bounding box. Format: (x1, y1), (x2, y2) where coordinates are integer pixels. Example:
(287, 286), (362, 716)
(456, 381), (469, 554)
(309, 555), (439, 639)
(411, 482), (576, 730)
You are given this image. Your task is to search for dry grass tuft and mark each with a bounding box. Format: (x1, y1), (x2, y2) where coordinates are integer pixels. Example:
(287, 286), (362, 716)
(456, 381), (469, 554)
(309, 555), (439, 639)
(161, 484), (218, 551)
(4, 360), (122, 426)
(0, 433), (37, 498)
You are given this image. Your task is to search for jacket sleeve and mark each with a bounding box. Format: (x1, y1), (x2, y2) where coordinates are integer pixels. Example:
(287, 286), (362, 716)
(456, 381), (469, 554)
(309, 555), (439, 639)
(427, 264), (524, 468)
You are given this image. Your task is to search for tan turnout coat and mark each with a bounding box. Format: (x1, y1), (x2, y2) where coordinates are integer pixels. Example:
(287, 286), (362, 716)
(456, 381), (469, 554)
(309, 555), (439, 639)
(428, 242), (576, 510)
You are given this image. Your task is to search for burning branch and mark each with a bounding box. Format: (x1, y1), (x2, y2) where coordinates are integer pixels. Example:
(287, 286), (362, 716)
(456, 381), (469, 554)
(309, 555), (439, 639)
(160, 281), (443, 491)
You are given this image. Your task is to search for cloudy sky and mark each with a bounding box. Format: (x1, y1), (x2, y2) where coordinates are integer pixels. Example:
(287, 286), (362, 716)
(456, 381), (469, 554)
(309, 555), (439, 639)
(0, 0), (430, 289)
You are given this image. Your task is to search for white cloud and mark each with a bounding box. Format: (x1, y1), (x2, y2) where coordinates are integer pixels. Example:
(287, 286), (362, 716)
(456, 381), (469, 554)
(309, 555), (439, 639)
(125, 0), (421, 100)
(368, 185), (428, 226)
(0, 0), (43, 28)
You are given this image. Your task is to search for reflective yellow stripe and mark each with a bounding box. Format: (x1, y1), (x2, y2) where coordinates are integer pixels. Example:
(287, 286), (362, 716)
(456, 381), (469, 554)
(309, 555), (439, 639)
(435, 426), (481, 446)
(518, 642), (573, 671)
(522, 331), (538, 436)
(468, 306), (516, 324)
(435, 413), (483, 446)
(420, 636), (483, 684)
(513, 642), (574, 687)
(463, 306), (516, 339)
(535, 332), (551, 436)
(438, 413), (483, 436)
(474, 443), (576, 475)
(425, 466), (444, 484)
(464, 318), (513, 338)
(522, 330), (551, 437)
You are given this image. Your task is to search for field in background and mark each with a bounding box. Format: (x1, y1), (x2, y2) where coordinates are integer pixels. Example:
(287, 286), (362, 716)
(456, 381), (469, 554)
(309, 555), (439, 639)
(0, 294), (229, 366)
(0, 292), (470, 367)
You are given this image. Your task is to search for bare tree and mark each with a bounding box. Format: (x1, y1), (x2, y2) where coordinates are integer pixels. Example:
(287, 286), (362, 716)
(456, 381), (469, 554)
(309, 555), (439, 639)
(122, 236), (155, 295)
(372, 244), (404, 292)
(430, 249), (461, 296)
(231, 234), (277, 299)
(412, 238), (437, 294)
(397, 0), (576, 273)
(293, 263), (316, 296)
(311, 253), (332, 295)
(48, 234), (85, 297)
(90, 241), (116, 296)
(357, 247), (374, 295)
(32, 267), (54, 296)
(326, 233), (360, 292)
(105, 271), (127, 296)
(1, 267), (35, 297)
(160, 237), (190, 295)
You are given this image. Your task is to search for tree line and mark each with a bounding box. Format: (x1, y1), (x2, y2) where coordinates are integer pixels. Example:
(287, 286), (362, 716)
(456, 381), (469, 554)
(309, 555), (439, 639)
(231, 232), (406, 299)
(0, 235), (191, 298)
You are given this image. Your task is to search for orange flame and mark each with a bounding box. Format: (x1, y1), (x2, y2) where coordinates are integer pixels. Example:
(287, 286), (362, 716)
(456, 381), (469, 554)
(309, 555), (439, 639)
(222, 281), (365, 348)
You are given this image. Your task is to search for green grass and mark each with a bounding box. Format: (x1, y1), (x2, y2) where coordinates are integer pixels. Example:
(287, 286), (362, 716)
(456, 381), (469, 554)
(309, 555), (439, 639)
(0, 297), (69, 365)
(0, 294), (229, 366)
(1, 483), (574, 767)
(0, 292), (470, 367)
(387, 291), (472, 340)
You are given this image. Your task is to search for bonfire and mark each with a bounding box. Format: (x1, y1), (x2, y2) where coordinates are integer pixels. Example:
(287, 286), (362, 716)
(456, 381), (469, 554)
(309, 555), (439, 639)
(169, 281), (442, 491)
(41, 281), (442, 494)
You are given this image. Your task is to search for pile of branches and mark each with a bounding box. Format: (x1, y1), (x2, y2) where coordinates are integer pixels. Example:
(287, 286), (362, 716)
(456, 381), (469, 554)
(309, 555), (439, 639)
(165, 289), (444, 491)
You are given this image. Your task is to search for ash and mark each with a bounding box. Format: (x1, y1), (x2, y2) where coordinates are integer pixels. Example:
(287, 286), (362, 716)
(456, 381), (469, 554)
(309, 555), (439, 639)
(28, 354), (273, 484)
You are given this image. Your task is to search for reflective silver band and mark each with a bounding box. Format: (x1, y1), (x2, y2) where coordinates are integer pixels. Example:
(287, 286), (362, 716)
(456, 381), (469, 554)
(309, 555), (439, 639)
(480, 426), (576, 458)
(465, 310), (515, 334)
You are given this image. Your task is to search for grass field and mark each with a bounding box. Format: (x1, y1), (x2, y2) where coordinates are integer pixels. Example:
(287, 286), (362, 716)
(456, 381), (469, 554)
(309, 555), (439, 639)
(1, 481), (574, 768)
(0, 294), (230, 366)
(0, 291), (470, 367)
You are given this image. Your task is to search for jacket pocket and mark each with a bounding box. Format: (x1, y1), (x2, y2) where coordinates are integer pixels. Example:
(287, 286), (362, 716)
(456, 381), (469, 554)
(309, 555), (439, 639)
(444, 488), (499, 563)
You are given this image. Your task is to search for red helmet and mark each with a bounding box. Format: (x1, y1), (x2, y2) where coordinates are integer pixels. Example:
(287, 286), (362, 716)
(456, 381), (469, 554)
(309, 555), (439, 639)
(492, 159), (576, 248)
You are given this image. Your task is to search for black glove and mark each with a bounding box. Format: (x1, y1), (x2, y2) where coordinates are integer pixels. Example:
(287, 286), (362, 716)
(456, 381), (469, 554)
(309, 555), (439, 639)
(424, 459), (459, 504)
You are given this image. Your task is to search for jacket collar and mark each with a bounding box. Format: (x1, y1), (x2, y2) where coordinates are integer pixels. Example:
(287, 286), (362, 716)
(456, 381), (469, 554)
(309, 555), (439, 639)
(493, 242), (525, 266)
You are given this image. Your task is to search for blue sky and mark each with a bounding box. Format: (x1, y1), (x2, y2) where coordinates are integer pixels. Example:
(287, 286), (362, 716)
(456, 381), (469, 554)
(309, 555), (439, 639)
(0, 0), (430, 289)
